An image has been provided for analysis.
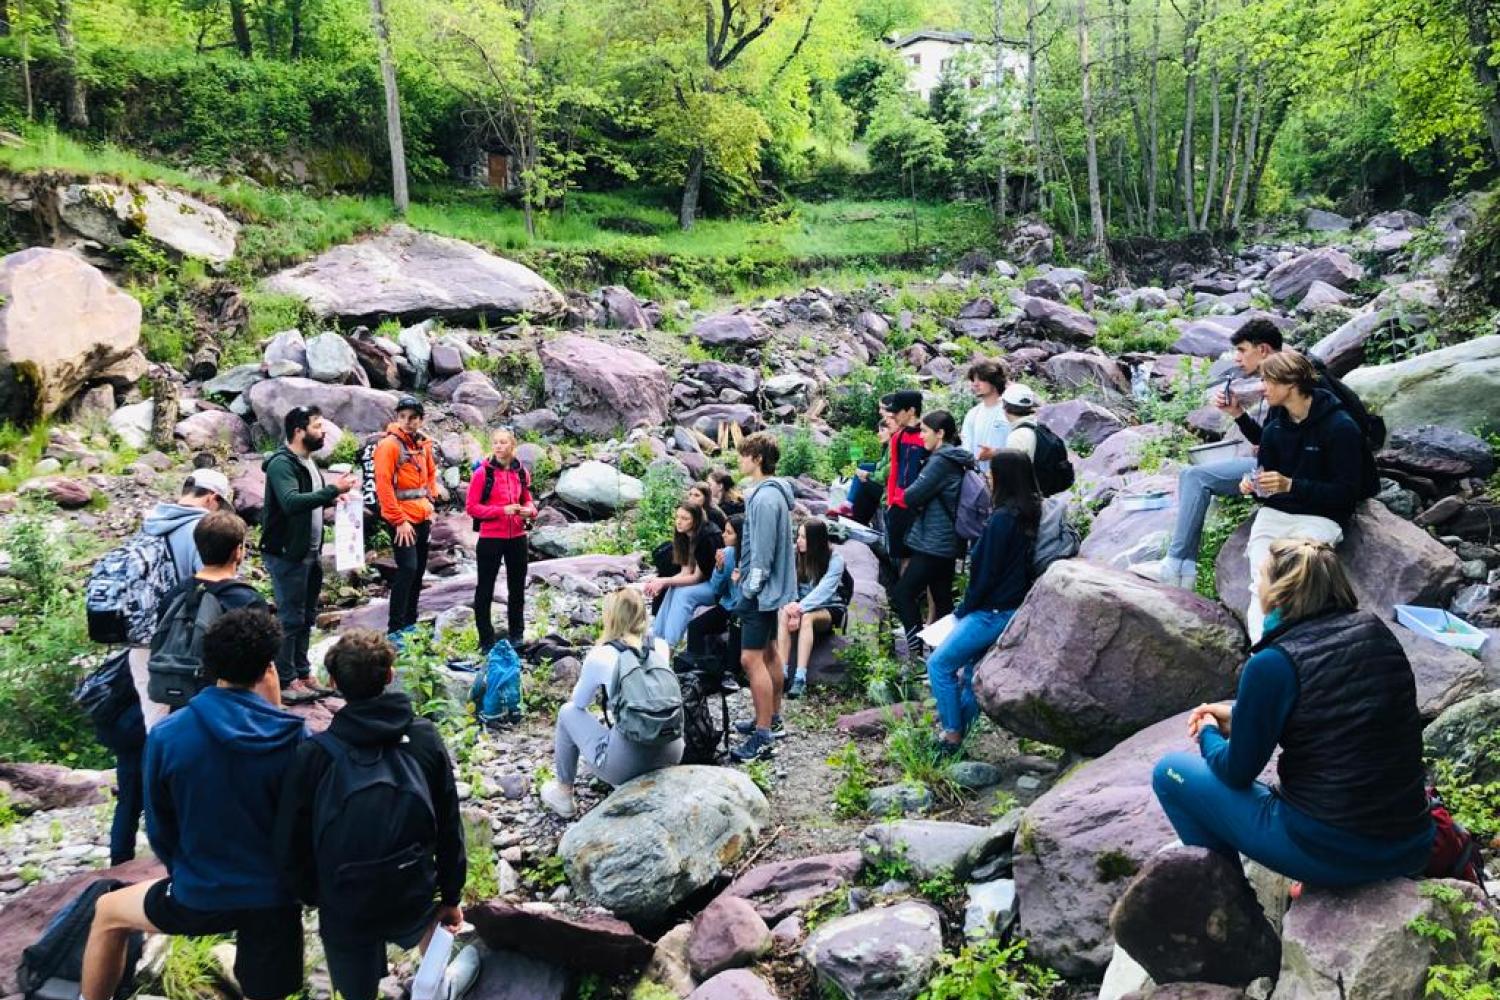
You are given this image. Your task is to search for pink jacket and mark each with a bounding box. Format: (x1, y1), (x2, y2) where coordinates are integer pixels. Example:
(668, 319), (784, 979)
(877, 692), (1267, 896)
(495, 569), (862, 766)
(466, 459), (535, 539)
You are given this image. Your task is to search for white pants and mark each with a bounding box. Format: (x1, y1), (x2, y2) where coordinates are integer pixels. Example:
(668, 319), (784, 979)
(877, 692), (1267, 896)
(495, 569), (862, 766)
(128, 646), (170, 731)
(1245, 507), (1343, 643)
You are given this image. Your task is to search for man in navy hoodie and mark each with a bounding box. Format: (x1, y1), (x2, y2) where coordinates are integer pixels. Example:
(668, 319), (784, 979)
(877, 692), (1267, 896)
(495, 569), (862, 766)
(81, 607), (307, 1000)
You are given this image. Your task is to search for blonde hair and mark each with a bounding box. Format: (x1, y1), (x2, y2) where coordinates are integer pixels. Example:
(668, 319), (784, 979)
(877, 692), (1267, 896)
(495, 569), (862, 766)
(1261, 538), (1356, 626)
(601, 588), (648, 648)
(1259, 351), (1319, 395)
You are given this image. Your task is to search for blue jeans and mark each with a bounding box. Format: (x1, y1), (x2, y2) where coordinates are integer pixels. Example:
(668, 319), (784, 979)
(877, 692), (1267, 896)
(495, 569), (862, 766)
(1153, 752), (1431, 887)
(926, 609), (1015, 735)
(1168, 458), (1257, 563)
(96, 700), (145, 865)
(651, 580), (719, 647)
(265, 550), (323, 686)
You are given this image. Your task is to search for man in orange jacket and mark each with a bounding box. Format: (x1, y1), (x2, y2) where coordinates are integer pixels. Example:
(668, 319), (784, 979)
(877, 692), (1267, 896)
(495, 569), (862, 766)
(375, 397), (446, 637)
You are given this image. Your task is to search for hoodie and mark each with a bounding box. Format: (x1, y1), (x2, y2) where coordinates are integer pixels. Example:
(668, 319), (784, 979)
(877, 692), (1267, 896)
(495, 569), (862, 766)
(144, 686), (306, 910)
(902, 445), (975, 558)
(273, 691), (465, 924)
(142, 502), (209, 584)
(1257, 387), (1364, 524)
(739, 477), (798, 612)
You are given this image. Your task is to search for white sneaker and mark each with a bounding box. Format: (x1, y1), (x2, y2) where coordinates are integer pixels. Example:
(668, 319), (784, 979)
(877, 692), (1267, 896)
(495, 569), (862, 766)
(540, 780), (576, 818)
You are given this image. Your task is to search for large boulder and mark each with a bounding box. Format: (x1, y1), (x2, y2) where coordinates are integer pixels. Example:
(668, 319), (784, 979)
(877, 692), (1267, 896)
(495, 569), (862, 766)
(1015, 711), (1217, 978)
(802, 901), (944, 1000)
(1076, 424), (1180, 483)
(263, 225), (565, 325)
(1078, 474), (1179, 571)
(691, 313), (772, 349)
(245, 377), (398, 438)
(58, 182), (239, 264)
(1425, 691), (1500, 784)
(1170, 321), (1233, 359)
(305, 332), (360, 384)
(173, 409), (252, 454)
(676, 403), (761, 440)
(0, 763), (111, 814)
(1109, 846), (1280, 988)
(1379, 424), (1495, 480)
(975, 561), (1246, 755)
(1214, 500), (1463, 626)
(1303, 208), (1352, 232)
(1343, 334), (1500, 434)
(1021, 295), (1097, 343)
(468, 901), (653, 975)
(1037, 398), (1127, 449)
(0, 248), (142, 423)
(538, 334), (671, 437)
(1045, 352), (1130, 395)
(558, 766), (770, 920)
(689, 970), (779, 1000)
(1265, 248), (1362, 303)
(1393, 626), (1488, 720)
(555, 461), (644, 513)
(1271, 879), (1487, 1000)
(1308, 311), (1389, 378)
(859, 820), (1014, 881)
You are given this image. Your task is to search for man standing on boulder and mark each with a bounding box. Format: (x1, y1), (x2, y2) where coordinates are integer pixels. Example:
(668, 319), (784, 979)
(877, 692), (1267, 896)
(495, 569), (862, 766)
(262, 406), (355, 698)
(376, 397), (444, 641)
(729, 432), (797, 763)
(960, 360), (1010, 461)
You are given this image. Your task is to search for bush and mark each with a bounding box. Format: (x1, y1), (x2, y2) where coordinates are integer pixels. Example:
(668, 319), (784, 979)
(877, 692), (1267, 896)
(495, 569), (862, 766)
(918, 938), (1061, 1000)
(634, 462), (691, 549)
(827, 355), (919, 431)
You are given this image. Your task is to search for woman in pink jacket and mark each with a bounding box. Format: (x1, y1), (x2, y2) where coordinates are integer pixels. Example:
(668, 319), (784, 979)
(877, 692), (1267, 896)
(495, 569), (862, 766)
(467, 428), (537, 650)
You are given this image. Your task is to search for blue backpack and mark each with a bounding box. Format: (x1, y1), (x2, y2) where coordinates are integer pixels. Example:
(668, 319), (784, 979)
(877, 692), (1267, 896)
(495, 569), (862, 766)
(470, 639), (522, 725)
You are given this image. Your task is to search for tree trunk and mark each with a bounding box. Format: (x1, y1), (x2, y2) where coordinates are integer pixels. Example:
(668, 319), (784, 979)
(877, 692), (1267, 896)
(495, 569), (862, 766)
(1028, 0), (1048, 213)
(1078, 0), (1107, 256)
(1246, 96), (1287, 218)
(288, 0), (304, 58)
(229, 0), (253, 56)
(369, 0), (408, 215)
(1178, 0), (1201, 227)
(1145, 0), (1162, 232)
(51, 0), (88, 127)
(1219, 53), (1246, 228)
(1464, 0), (1500, 166)
(1198, 47), (1220, 228)
(0, 0), (11, 36)
(680, 147), (705, 231)
(16, 0), (30, 121)
(1232, 67), (1263, 228)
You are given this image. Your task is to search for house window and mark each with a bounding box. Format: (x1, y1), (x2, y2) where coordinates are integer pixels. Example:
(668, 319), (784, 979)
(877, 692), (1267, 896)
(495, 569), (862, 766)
(908, 53), (921, 67)
(968, 76), (980, 89)
(940, 58), (952, 72)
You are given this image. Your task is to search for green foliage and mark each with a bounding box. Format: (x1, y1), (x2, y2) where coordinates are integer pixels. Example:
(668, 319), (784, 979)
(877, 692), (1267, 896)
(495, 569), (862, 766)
(742, 758), (775, 796)
(634, 462), (691, 549)
(884, 710), (961, 803)
(463, 831), (500, 905)
(522, 853), (570, 893)
(827, 355), (919, 432)
(1134, 429), (1198, 474)
(1136, 358), (1215, 429)
(834, 616), (910, 704)
(1410, 882), (1500, 1000)
(629, 983), (681, 1000)
(1195, 496), (1256, 600)
(918, 939), (1061, 1000)
(1096, 312), (1177, 355)
(779, 427), (830, 481)
(862, 841), (915, 884)
(828, 740), (873, 818)
(826, 426), (882, 478)
(157, 933), (231, 1000)
(1428, 731), (1500, 843)
(916, 867), (965, 907)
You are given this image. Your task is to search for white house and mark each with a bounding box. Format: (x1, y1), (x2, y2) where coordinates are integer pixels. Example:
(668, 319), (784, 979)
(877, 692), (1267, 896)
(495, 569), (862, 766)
(889, 29), (1027, 107)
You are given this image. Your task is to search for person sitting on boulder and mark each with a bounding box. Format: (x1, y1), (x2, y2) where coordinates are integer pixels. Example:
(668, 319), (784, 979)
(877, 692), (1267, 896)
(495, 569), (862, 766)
(1131, 318), (1283, 590)
(925, 451), (1040, 757)
(710, 470), (744, 518)
(1236, 352), (1364, 642)
(274, 630), (465, 1000)
(1152, 539), (1434, 887)
(890, 410), (972, 659)
(540, 588), (684, 818)
(777, 518), (847, 700)
(687, 514), (744, 675)
(687, 480), (729, 530)
(643, 503), (723, 647)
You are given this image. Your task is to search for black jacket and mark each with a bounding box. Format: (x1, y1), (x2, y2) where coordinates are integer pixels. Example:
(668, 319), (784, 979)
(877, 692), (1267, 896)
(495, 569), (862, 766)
(1261, 610), (1430, 841)
(272, 691), (465, 909)
(1257, 387), (1364, 524)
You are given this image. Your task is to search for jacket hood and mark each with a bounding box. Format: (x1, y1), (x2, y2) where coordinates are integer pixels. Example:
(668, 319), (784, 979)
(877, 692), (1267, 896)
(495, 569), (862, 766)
(749, 477), (795, 508)
(185, 687), (305, 754)
(142, 502), (208, 538)
(328, 691), (416, 747)
(261, 445), (298, 474)
(1303, 387), (1345, 425)
(935, 445), (976, 467)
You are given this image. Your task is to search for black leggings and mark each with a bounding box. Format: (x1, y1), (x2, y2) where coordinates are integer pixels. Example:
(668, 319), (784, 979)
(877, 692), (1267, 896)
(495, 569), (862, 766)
(890, 551), (957, 645)
(388, 520), (431, 634)
(475, 535), (528, 649)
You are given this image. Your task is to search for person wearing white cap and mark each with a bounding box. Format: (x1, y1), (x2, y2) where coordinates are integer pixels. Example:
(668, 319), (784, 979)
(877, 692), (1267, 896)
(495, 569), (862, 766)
(1000, 384), (1041, 459)
(131, 470), (233, 729)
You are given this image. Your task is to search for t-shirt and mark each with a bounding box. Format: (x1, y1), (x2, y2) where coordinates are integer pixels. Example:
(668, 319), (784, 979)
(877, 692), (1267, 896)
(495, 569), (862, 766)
(962, 401), (1011, 457)
(686, 527), (723, 579)
(1007, 423), (1038, 459)
(301, 455), (326, 556)
(570, 639), (672, 710)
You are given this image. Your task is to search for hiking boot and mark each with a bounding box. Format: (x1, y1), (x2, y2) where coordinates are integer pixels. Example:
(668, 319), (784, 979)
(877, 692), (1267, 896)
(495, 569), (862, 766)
(935, 738), (965, 760)
(294, 677), (333, 697)
(733, 715), (785, 737)
(281, 682), (318, 705)
(539, 780), (576, 819)
(786, 674), (808, 699)
(1129, 559), (1197, 590)
(729, 731), (777, 763)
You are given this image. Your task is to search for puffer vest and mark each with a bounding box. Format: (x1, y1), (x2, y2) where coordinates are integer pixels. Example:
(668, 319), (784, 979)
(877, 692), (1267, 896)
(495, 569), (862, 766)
(1264, 609), (1429, 840)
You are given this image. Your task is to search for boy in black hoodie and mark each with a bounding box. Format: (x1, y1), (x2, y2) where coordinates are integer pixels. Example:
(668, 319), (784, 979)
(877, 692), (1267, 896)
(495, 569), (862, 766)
(274, 630), (465, 1000)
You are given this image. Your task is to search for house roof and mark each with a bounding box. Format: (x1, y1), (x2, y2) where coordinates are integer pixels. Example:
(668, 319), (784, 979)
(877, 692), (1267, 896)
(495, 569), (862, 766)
(889, 29), (975, 49)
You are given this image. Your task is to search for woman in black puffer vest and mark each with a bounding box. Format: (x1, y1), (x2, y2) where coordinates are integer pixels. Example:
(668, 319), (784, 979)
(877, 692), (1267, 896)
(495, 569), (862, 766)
(1153, 538), (1434, 886)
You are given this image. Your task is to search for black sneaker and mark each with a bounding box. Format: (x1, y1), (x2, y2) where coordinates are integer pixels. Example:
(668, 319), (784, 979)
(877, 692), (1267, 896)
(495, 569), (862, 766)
(733, 715), (786, 737)
(730, 731), (777, 763)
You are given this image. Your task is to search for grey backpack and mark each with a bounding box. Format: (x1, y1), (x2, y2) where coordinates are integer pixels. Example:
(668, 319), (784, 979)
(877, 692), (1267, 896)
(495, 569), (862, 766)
(1030, 498), (1081, 578)
(147, 583), (228, 708)
(606, 640), (684, 747)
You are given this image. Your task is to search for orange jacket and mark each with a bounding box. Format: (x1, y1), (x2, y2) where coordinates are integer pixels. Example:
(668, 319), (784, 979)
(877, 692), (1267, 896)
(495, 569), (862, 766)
(374, 424), (438, 527)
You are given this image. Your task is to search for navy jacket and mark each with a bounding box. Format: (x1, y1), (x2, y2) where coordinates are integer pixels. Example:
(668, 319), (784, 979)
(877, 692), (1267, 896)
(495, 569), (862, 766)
(957, 508), (1031, 617)
(1257, 388), (1364, 524)
(145, 687), (306, 910)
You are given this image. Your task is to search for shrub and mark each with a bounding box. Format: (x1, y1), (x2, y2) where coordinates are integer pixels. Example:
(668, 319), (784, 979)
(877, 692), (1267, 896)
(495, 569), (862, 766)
(918, 938), (1061, 1000)
(1195, 496), (1255, 600)
(828, 740), (873, 818)
(634, 462), (691, 549)
(827, 355), (919, 430)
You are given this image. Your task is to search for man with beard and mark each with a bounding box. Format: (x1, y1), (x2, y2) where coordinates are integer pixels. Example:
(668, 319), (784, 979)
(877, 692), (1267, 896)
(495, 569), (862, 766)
(261, 406), (356, 699)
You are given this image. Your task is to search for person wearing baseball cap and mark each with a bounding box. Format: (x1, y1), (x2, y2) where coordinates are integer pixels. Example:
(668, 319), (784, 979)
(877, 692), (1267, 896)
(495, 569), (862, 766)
(374, 395), (446, 638)
(1001, 384), (1041, 459)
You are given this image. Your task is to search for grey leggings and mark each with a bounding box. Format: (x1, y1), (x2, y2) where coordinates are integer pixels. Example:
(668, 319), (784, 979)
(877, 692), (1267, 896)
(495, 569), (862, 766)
(554, 703), (684, 786)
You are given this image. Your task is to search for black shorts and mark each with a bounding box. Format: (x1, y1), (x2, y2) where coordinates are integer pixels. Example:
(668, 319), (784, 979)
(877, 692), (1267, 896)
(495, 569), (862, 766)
(740, 608), (778, 651)
(886, 506), (915, 560)
(144, 880), (304, 1000)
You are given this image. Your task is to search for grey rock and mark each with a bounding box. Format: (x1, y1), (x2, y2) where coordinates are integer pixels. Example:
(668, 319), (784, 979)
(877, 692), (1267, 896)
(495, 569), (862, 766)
(263, 329), (308, 374)
(1344, 334), (1500, 434)
(1379, 424), (1495, 480)
(1037, 398), (1127, 449)
(686, 361), (761, 396)
(947, 760), (1003, 790)
(1303, 208), (1352, 231)
(59, 182), (239, 264)
(305, 332), (359, 383)
(1078, 474), (1179, 571)
(1425, 691), (1500, 784)
(964, 878), (1017, 940)
(688, 970), (779, 1000)
(246, 377), (398, 438)
(867, 783), (933, 817)
(558, 766), (770, 920)
(859, 819), (1013, 881)
(600, 285), (650, 330)
(468, 949), (568, 1000)
(555, 461), (643, 513)
(174, 410), (250, 453)
(1045, 351), (1129, 395)
(1265, 248), (1362, 302)
(398, 322), (434, 388)
(1309, 311), (1388, 378)
(1076, 424), (1181, 482)
(202, 364), (266, 396)
(692, 313), (772, 349)
(1021, 295), (1097, 343)
(1170, 321), (1233, 358)
(802, 901), (944, 1000)
(1296, 279), (1352, 313)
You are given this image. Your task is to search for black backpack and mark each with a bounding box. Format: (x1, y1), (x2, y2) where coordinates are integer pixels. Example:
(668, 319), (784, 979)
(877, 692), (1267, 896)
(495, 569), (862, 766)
(310, 731), (438, 934)
(835, 568), (855, 609)
(74, 650), (137, 729)
(471, 460), (531, 532)
(676, 671), (722, 765)
(1308, 354), (1384, 499)
(147, 581), (258, 709)
(1028, 423), (1076, 496)
(18, 879), (143, 1000)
